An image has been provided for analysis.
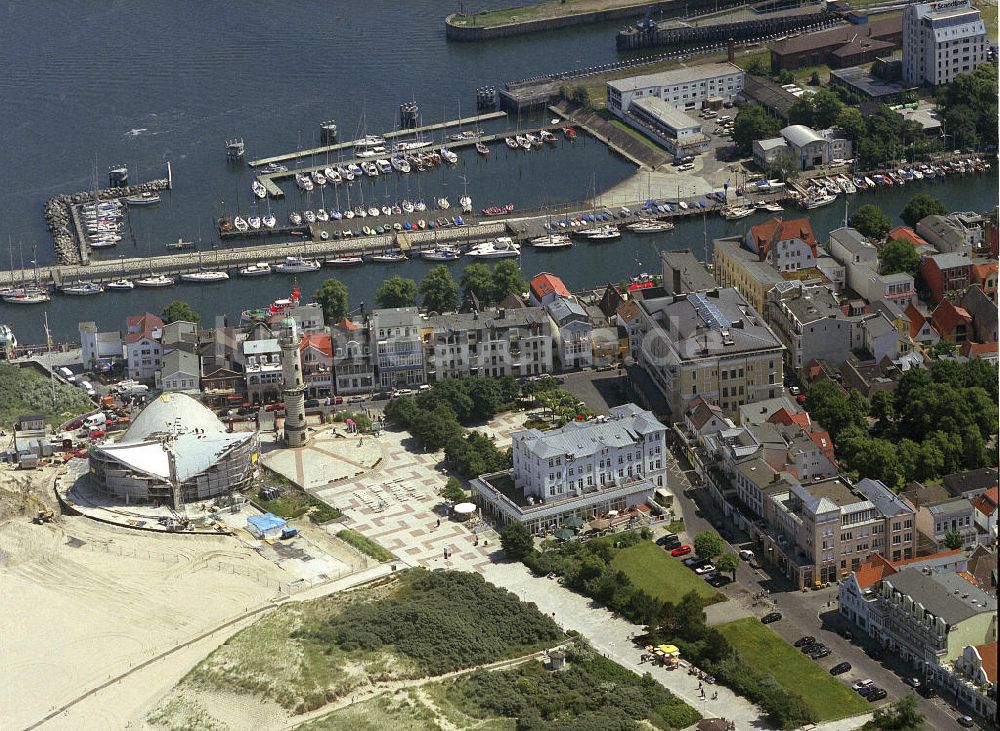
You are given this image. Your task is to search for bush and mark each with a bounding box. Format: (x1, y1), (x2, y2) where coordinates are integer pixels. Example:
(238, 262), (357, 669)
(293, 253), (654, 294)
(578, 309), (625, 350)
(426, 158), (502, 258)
(0, 362), (96, 430)
(500, 522), (534, 561)
(441, 476), (466, 502)
(336, 529), (395, 562)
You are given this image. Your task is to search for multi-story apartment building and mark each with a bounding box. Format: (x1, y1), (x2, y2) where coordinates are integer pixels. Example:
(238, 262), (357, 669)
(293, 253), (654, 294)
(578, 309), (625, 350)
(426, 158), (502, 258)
(545, 297), (593, 370)
(919, 252), (972, 304)
(606, 62), (745, 115)
(917, 213), (984, 254)
(766, 283), (853, 376)
(828, 227), (916, 306)
(903, 482), (980, 550)
(631, 288), (785, 418)
(299, 333), (334, 397)
(903, 0), (988, 87)
(371, 308), (425, 390)
(472, 404), (667, 532)
(243, 338), (283, 402)
(331, 318), (374, 396)
(422, 307), (553, 381)
(125, 312), (164, 382)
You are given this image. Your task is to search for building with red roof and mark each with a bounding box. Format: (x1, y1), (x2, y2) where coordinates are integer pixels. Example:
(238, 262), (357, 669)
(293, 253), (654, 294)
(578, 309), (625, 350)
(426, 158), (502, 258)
(299, 333), (333, 396)
(886, 225), (928, 248)
(969, 260), (998, 297)
(125, 312), (165, 382)
(743, 217), (818, 270)
(919, 252), (971, 304)
(528, 272), (571, 306)
(930, 300), (973, 343)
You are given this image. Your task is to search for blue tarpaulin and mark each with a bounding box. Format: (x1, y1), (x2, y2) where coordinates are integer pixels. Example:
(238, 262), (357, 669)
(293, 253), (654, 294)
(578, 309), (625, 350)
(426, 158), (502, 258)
(247, 512), (287, 537)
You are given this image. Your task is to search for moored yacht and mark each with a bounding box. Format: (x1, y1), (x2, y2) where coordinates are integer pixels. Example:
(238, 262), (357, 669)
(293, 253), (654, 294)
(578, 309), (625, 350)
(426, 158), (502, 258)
(238, 262), (272, 277)
(180, 269), (229, 283)
(60, 281), (104, 296)
(626, 220), (675, 233)
(529, 233), (573, 249)
(275, 256), (320, 273)
(465, 237), (520, 259)
(135, 274), (176, 288)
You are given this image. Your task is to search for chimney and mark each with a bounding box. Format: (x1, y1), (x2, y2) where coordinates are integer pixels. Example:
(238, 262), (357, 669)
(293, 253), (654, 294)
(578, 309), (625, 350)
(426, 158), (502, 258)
(672, 268), (681, 295)
(727, 38), (735, 63)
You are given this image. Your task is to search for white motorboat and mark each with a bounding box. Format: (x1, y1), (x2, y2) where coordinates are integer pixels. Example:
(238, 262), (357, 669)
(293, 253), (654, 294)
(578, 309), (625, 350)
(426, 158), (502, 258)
(525, 133), (542, 147)
(363, 161), (379, 177)
(720, 206), (755, 220)
(248, 214), (262, 229)
(402, 200), (415, 214)
(391, 156), (411, 173)
(755, 202), (784, 213)
(626, 220), (675, 233)
(135, 274), (176, 288)
(516, 135), (531, 150)
(106, 278), (134, 291)
(367, 206), (380, 217)
(381, 205), (393, 217)
(504, 137), (518, 149)
(275, 256), (320, 273)
(238, 262), (272, 277)
(303, 210), (317, 224)
(295, 172), (314, 191)
(678, 201), (689, 210)
(465, 237), (520, 259)
(263, 214), (276, 228)
(315, 208), (329, 222)
(540, 130), (558, 143)
(289, 211), (303, 225)
(370, 250), (407, 263)
(180, 269), (230, 283)
(376, 159), (392, 174)
(325, 255), (364, 267)
(60, 281), (104, 296)
(801, 192), (838, 209)
(529, 233), (573, 249)
(124, 191), (160, 206)
(89, 237), (119, 249)
(459, 195), (472, 213)
(252, 179), (267, 199)
(311, 170), (327, 186)
(324, 167), (342, 184)
(339, 165), (355, 181)
(440, 147), (458, 165)
(579, 225), (621, 241)
(422, 246), (461, 261)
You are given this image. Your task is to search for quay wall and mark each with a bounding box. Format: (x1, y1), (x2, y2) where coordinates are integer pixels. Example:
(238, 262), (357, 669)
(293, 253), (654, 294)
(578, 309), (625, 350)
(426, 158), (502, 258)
(616, 11), (840, 49)
(445, 0), (744, 41)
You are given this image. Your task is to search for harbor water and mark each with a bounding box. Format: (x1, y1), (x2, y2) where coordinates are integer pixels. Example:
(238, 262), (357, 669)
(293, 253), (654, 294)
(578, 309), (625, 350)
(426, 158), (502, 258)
(0, 1), (997, 341)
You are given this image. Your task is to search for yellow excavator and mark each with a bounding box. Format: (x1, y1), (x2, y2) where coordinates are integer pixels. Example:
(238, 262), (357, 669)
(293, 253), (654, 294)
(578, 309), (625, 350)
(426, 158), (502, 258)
(26, 493), (54, 524)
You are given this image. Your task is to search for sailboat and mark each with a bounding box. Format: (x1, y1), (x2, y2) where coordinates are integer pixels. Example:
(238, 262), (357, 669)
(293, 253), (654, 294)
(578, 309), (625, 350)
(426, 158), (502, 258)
(60, 281), (104, 296)
(251, 179), (267, 199)
(3, 243), (51, 303)
(135, 273), (176, 288)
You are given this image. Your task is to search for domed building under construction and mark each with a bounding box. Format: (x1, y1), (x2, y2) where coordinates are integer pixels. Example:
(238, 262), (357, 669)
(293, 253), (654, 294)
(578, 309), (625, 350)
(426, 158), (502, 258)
(89, 392), (259, 508)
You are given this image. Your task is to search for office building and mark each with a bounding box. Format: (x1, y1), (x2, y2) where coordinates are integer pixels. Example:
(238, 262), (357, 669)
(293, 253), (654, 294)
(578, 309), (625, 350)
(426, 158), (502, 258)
(606, 62), (744, 115)
(903, 0), (988, 86)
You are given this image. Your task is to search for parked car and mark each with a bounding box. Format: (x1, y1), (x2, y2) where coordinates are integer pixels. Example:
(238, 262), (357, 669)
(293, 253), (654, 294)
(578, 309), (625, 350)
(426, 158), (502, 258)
(794, 636), (816, 648)
(655, 533), (679, 547)
(346, 395), (365, 403)
(852, 679), (875, 692)
(866, 688), (887, 702)
(917, 684), (937, 698)
(707, 574), (732, 587)
(694, 563), (716, 575)
(671, 545), (692, 557)
(809, 647), (831, 660)
(304, 399), (320, 408)
(837, 627), (854, 641)
(904, 677), (922, 689)
(738, 549), (755, 561)
(761, 612), (782, 624)
(957, 715), (975, 727)
(830, 662), (851, 675)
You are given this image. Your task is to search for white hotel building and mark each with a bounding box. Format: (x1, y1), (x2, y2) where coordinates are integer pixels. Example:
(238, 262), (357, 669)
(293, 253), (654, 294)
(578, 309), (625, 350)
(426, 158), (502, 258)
(606, 62), (745, 115)
(903, 0), (988, 86)
(472, 404), (668, 532)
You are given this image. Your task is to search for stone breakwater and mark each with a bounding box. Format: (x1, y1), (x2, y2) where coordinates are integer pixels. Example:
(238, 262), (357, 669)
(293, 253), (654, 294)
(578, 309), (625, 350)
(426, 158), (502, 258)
(44, 179), (169, 265)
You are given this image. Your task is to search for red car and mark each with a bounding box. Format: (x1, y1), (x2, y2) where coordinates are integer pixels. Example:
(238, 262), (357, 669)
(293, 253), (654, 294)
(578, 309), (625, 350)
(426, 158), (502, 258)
(671, 544), (692, 557)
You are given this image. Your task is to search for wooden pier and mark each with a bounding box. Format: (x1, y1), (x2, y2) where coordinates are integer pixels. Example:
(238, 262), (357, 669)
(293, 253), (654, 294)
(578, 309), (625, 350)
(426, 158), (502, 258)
(248, 112), (507, 168)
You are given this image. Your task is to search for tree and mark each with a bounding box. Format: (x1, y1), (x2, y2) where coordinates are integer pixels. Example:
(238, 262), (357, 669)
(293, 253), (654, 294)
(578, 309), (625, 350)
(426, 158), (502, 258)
(716, 552), (739, 579)
(805, 380), (869, 439)
(420, 265), (458, 313)
(942, 529), (964, 550)
(441, 476), (466, 502)
(693, 531), (726, 561)
(870, 389), (896, 434)
(315, 279), (349, 324)
(766, 151), (800, 181)
(879, 239), (920, 275)
(500, 522), (534, 561)
(835, 106), (865, 142)
(862, 694), (925, 731)
(811, 89), (843, 129)
(491, 259), (527, 302)
(376, 275), (418, 308)
(787, 97), (815, 127)
(733, 103), (780, 156)
(808, 70), (821, 86)
(161, 300), (200, 326)
(409, 405), (463, 450)
(900, 193), (947, 228)
(460, 263), (494, 303)
(850, 204), (892, 240)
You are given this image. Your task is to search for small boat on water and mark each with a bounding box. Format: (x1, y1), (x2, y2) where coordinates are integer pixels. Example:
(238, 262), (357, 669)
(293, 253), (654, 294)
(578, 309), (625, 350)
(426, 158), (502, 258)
(376, 159), (392, 174)
(233, 216), (249, 232)
(2, 288), (51, 304)
(289, 211), (303, 225)
(476, 142), (489, 156)
(248, 214), (262, 229)
(252, 180), (267, 199)
(422, 246), (461, 261)
(529, 233), (573, 249)
(367, 206), (380, 217)
(755, 202), (784, 213)
(181, 269), (229, 283)
(324, 167), (342, 184)
(238, 262), (272, 277)
(563, 126), (577, 139)
(577, 225), (621, 241)
(311, 170), (327, 186)
(466, 237), (520, 259)
(720, 206), (755, 220)
(261, 162), (288, 173)
(106, 279), (134, 291)
(263, 214), (276, 228)
(60, 281), (103, 296)
(275, 256), (320, 273)
(303, 210), (316, 224)
(801, 192), (838, 209)
(437, 197), (450, 210)
(459, 195), (472, 213)
(626, 220), (675, 233)
(440, 147), (458, 165)
(125, 191), (160, 206)
(295, 173), (314, 191)
(315, 209), (329, 222)
(541, 130), (558, 144)
(135, 274), (176, 288)
(325, 255), (364, 267)
(371, 250), (407, 263)
(504, 137), (518, 150)
(402, 200), (414, 214)
(525, 133), (542, 147)
(516, 135), (531, 150)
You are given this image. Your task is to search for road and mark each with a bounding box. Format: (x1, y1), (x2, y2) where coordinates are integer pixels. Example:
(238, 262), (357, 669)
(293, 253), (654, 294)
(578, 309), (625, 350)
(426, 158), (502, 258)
(665, 446), (976, 731)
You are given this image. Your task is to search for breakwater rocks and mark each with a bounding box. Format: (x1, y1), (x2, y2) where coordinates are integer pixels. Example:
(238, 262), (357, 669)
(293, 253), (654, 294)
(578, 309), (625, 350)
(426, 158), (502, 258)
(44, 179), (169, 265)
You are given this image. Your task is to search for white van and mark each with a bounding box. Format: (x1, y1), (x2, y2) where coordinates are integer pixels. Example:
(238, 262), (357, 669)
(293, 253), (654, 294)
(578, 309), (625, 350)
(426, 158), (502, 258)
(739, 549), (755, 561)
(84, 412), (107, 429)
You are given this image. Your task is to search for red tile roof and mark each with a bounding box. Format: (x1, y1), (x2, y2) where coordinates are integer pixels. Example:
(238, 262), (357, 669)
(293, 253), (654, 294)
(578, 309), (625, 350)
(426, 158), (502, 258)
(960, 341), (999, 360)
(808, 430), (836, 462)
(972, 485), (999, 517)
(894, 548), (963, 566)
(768, 407), (811, 429)
(970, 261), (998, 284)
(749, 217), (817, 260)
(958, 570), (980, 587)
(930, 300), (972, 338)
(975, 642), (997, 684)
(124, 312), (164, 344)
(529, 272), (570, 301)
(336, 317), (359, 331)
(887, 226), (927, 247)
(299, 333), (332, 357)
(904, 303), (928, 339)
(854, 554), (897, 590)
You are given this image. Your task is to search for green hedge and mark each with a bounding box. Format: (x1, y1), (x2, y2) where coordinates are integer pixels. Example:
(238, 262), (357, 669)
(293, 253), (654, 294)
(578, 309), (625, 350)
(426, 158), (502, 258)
(336, 529), (395, 562)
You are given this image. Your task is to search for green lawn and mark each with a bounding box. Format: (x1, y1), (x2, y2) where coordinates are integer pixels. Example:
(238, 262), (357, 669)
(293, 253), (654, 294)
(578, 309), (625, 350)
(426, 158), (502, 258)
(717, 618), (871, 722)
(611, 540), (723, 605)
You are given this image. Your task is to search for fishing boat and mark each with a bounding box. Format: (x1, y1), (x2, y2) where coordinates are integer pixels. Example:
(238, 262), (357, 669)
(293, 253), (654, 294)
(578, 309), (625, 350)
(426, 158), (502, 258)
(165, 238), (195, 250)
(263, 214), (276, 228)
(563, 126), (577, 139)
(529, 233), (573, 249)
(325, 255), (364, 267)
(238, 262), (272, 277)
(370, 250), (407, 263)
(275, 256), (320, 273)
(252, 179), (267, 199)
(295, 172), (314, 191)
(105, 279), (134, 291)
(540, 130), (558, 144)
(289, 211), (303, 225)
(180, 269), (229, 283)
(422, 246), (461, 261)
(720, 206), (755, 220)
(2, 288), (50, 304)
(60, 281), (104, 296)
(626, 220), (675, 233)
(233, 216), (249, 232)
(248, 214), (262, 229)
(440, 147), (458, 165)
(466, 237), (520, 259)
(476, 142), (489, 156)
(135, 274), (176, 288)
(124, 191), (160, 206)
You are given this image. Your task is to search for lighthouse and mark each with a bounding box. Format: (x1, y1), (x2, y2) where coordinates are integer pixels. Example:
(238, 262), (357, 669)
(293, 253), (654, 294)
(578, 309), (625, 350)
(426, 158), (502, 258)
(278, 315), (308, 448)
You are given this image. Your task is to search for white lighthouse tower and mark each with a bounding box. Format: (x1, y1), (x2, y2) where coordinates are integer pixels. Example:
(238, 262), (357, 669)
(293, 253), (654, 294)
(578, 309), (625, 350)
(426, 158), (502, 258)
(278, 315), (308, 448)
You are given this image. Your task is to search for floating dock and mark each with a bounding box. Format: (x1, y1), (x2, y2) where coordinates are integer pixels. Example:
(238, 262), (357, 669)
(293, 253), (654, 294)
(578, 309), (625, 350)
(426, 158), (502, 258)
(248, 112), (507, 168)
